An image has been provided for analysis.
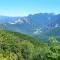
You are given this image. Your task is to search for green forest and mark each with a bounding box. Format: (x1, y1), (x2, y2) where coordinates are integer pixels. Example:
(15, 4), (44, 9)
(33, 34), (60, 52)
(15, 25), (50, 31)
(0, 30), (60, 60)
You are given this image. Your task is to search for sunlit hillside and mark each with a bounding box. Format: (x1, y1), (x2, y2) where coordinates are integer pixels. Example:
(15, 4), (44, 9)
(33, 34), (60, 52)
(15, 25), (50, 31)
(0, 30), (59, 60)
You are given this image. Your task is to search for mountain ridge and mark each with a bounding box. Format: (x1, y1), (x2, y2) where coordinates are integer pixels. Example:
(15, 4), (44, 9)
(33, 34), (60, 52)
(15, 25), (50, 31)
(0, 13), (60, 40)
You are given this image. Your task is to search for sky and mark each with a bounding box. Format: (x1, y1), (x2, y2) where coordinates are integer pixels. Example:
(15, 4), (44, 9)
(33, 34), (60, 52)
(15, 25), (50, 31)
(0, 0), (60, 16)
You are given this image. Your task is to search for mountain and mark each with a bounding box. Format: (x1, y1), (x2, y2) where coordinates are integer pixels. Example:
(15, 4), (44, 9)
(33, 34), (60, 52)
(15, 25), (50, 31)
(0, 13), (60, 40)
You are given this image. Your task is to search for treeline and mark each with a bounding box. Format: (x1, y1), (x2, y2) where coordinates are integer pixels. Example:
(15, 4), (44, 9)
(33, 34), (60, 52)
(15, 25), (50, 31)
(0, 30), (60, 60)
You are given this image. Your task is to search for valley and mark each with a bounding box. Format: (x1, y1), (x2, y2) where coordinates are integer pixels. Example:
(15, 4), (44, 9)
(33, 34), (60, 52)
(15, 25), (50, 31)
(0, 13), (60, 41)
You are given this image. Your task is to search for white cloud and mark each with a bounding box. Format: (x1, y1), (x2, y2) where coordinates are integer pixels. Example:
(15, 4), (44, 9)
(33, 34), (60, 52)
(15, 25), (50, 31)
(15, 18), (24, 24)
(55, 24), (59, 28)
(8, 22), (16, 24)
(9, 17), (30, 25)
(33, 28), (42, 34)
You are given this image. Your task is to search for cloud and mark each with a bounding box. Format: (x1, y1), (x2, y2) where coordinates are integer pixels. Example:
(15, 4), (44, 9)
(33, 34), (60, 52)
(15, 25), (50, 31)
(33, 28), (42, 34)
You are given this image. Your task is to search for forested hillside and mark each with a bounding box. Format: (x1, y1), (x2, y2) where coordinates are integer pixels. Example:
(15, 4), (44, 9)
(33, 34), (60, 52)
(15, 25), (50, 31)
(0, 30), (60, 60)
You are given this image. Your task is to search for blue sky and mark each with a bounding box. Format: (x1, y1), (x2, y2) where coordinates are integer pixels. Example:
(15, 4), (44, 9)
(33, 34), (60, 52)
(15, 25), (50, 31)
(0, 0), (60, 16)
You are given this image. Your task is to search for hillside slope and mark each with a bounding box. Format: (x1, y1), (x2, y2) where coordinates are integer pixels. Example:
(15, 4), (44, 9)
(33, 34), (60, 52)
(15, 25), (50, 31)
(0, 30), (60, 60)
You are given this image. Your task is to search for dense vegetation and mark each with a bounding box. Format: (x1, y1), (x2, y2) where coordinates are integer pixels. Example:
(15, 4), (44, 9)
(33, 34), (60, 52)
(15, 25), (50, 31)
(0, 30), (60, 60)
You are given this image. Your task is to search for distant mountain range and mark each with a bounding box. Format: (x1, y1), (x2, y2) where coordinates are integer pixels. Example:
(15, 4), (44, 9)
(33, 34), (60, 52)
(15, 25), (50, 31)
(0, 13), (60, 40)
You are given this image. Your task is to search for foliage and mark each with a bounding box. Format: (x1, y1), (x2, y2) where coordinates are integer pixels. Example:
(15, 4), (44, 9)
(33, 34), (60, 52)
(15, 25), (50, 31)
(0, 30), (60, 60)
